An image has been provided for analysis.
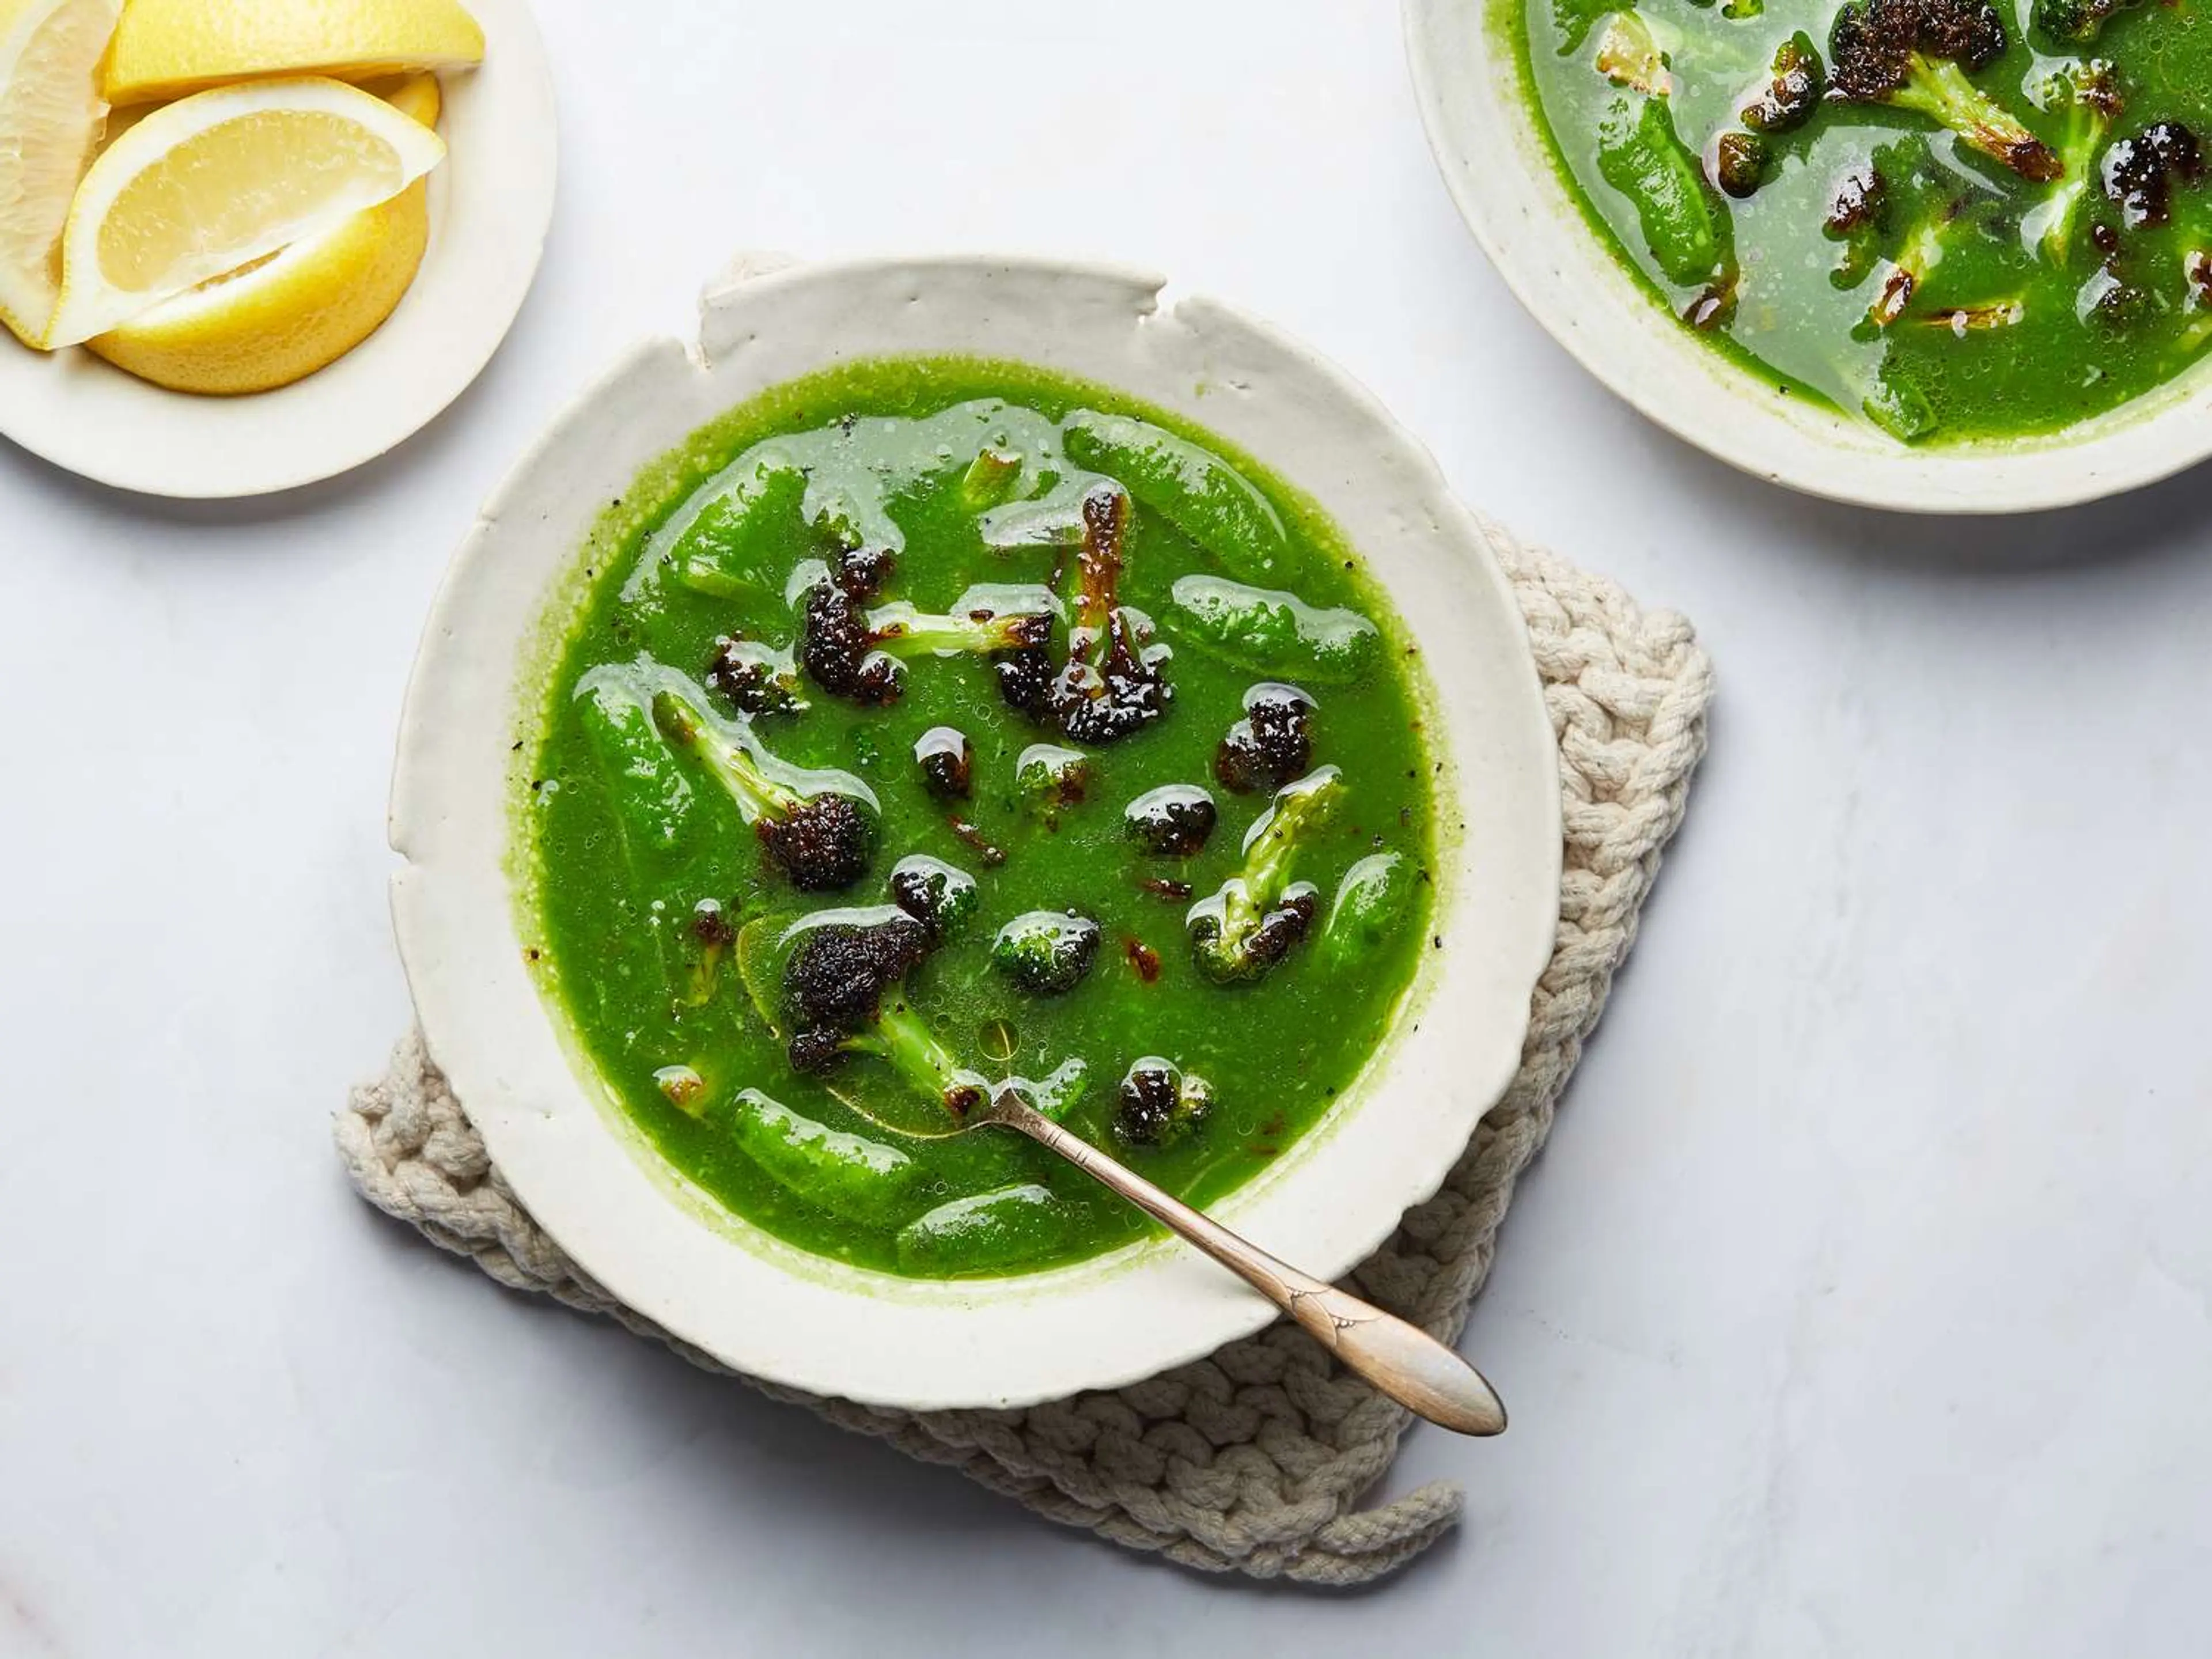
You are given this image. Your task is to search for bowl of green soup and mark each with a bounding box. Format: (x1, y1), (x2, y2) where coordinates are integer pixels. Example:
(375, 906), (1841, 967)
(1407, 0), (2212, 508)
(390, 255), (1560, 1410)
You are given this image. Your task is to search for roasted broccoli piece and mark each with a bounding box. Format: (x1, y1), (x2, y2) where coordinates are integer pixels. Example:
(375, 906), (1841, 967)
(649, 684), (878, 892)
(2032, 0), (2140, 46)
(654, 1064), (710, 1112)
(799, 576), (1058, 707)
(1125, 784), (1218, 858)
(1713, 131), (1770, 198)
(2032, 60), (2121, 258)
(991, 910), (1103, 997)
(913, 726), (974, 801)
(959, 446), (1024, 511)
(778, 907), (985, 1112)
(1016, 744), (1091, 814)
(827, 539), (896, 603)
(796, 577), (901, 705)
(706, 633), (805, 717)
(1829, 0), (2059, 181)
(1594, 12), (1671, 96)
(1742, 31), (1825, 131)
(1043, 484), (1173, 745)
(1826, 138), (1970, 327)
(2104, 120), (2205, 229)
(744, 908), (1090, 1138)
(1214, 682), (1316, 795)
(683, 899), (735, 1006)
(888, 855), (979, 944)
(1113, 1058), (1217, 1150)
(1187, 767), (1343, 986)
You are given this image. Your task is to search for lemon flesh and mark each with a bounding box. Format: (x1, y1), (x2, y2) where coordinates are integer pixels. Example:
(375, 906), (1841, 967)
(45, 73), (442, 347)
(86, 73), (438, 395)
(102, 0), (483, 105)
(0, 0), (120, 344)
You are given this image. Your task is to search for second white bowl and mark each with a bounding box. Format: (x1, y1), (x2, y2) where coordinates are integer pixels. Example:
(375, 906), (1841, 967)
(1404, 0), (2212, 513)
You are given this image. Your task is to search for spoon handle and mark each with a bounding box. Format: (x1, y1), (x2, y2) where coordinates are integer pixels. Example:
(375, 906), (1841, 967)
(992, 1094), (1507, 1437)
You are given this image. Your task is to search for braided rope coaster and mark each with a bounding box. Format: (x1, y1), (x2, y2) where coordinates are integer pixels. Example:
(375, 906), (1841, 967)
(338, 525), (1713, 1586)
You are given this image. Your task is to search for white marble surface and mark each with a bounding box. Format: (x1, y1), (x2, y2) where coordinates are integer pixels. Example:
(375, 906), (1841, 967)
(2, 3), (2208, 1653)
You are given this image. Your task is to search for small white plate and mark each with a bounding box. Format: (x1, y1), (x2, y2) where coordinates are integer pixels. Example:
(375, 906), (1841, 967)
(0, 0), (556, 499)
(1404, 0), (2212, 513)
(389, 255), (1564, 1412)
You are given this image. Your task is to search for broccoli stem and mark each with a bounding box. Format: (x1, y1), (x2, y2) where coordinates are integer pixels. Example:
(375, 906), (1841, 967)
(866, 600), (1046, 658)
(1893, 59), (2061, 179)
(1243, 767), (1340, 896)
(1188, 768), (1345, 984)
(2032, 71), (2118, 260)
(960, 448), (1024, 510)
(650, 688), (800, 826)
(847, 996), (975, 1105)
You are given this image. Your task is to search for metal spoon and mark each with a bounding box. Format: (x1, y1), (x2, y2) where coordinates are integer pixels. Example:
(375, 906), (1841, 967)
(968, 1084), (1506, 1435)
(736, 915), (1506, 1435)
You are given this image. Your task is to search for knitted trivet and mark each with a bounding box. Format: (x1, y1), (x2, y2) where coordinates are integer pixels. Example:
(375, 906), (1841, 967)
(337, 524), (1713, 1587)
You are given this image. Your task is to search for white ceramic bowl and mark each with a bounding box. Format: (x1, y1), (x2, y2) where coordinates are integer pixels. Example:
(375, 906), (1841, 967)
(0, 0), (556, 499)
(1404, 0), (2212, 513)
(389, 255), (1561, 1411)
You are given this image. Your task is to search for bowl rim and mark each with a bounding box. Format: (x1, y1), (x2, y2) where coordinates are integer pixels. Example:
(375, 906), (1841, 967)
(0, 0), (556, 500)
(1402, 0), (2212, 515)
(387, 252), (1562, 1411)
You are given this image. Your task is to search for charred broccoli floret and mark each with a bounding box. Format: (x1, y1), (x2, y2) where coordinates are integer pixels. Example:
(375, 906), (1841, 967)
(1016, 744), (1091, 815)
(991, 910), (1103, 997)
(800, 578), (1058, 707)
(1214, 682), (1316, 795)
(2103, 120), (2205, 229)
(778, 907), (984, 1111)
(1713, 131), (1771, 198)
(1045, 484), (1173, 745)
(888, 855), (979, 944)
(650, 686), (878, 892)
(913, 726), (974, 801)
(1125, 784), (1218, 858)
(1829, 0), (2060, 181)
(1187, 767), (1343, 986)
(706, 633), (805, 717)
(798, 578), (901, 705)
(1113, 1059), (1217, 1150)
(2032, 60), (2121, 257)
(2032, 0), (2140, 46)
(829, 540), (896, 603)
(1825, 162), (1889, 243)
(1742, 31), (1825, 132)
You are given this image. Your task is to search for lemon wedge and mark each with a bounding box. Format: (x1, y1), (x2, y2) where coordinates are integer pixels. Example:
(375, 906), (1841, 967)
(0, 0), (120, 345)
(44, 73), (442, 348)
(85, 73), (438, 394)
(101, 0), (483, 105)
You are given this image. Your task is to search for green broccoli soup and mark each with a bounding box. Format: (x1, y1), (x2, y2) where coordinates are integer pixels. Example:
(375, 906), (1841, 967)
(521, 358), (1446, 1281)
(1513, 0), (2212, 442)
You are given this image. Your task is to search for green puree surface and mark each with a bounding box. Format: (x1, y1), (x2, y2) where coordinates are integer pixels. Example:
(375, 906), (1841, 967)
(524, 357), (1443, 1281)
(1513, 0), (2212, 442)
